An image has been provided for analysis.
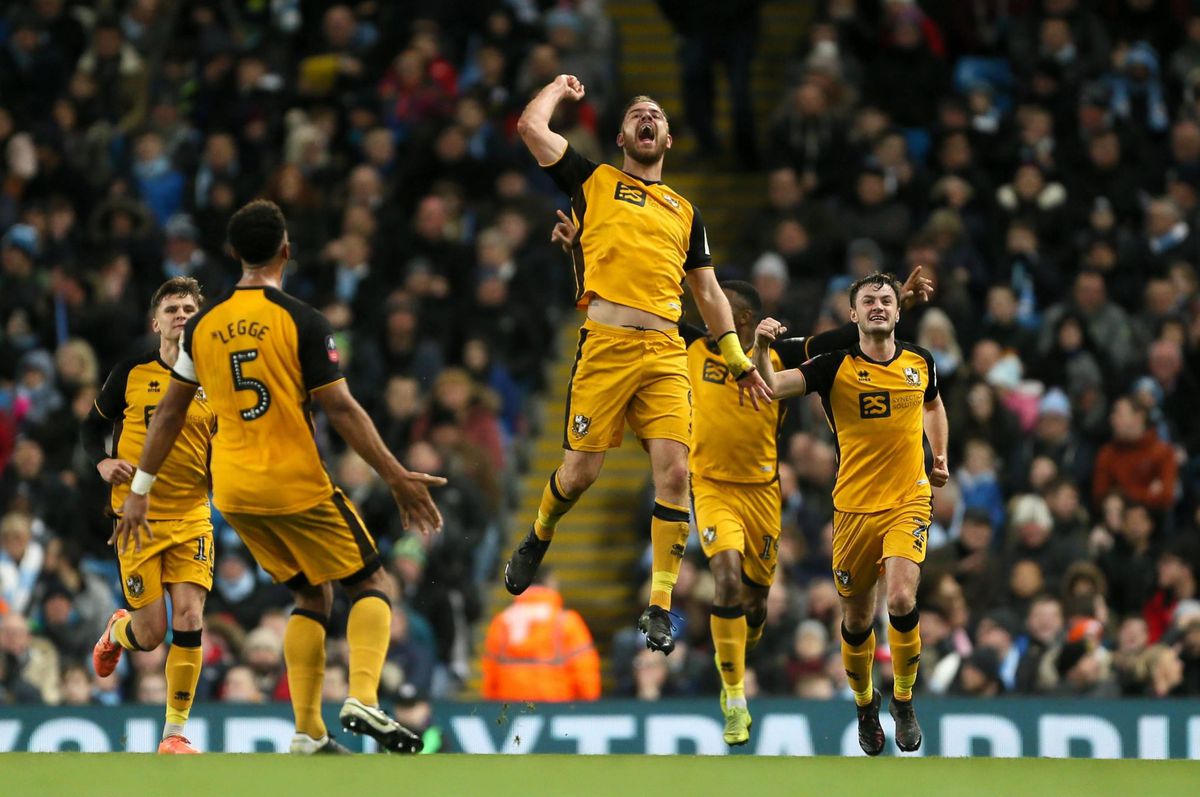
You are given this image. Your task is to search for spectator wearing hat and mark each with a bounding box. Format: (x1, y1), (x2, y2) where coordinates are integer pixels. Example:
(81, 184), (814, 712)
(1005, 493), (1081, 590)
(130, 130), (184, 225)
(1099, 502), (1161, 615)
(1143, 540), (1199, 643)
(1054, 637), (1119, 697)
(1093, 395), (1177, 513)
(205, 546), (290, 632)
(0, 13), (66, 128)
(975, 608), (1023, 691)
(482, 568), (600, 702)
(950, 646), (1004, 696)
(1015, 387), (1093, 490)
(1, 224), (45, 327)
(147, 213), (230, 299)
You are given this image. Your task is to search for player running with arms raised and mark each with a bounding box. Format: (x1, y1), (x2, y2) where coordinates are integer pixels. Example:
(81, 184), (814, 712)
(504, 74), (770, 654)
(752, 272), (949, 755)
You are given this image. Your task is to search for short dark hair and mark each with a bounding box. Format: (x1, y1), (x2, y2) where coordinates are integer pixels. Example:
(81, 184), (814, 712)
(621, 95), (669, 124)
(720, 280), (762, 315)
(848, 271), (902, 306)
(227, 199), (286, 267)
(149, 276), (204, 316)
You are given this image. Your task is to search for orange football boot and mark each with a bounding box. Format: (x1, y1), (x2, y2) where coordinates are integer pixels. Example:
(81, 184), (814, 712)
(93, 609), (130, 677)
(158, 736), (201, 754)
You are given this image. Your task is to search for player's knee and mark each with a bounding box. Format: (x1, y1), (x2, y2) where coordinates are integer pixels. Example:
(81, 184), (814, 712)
(656, 462), (689, 500)
(290, 576), (333, 615)
(140, 618), (168, 650)
(887, 590), (916, 617)
(172, 603), (204, 632)
(559, 460), (600, 494)
(344, 562), (395, 602)
(713, 571), (741, 605)
(742, 593), (767, 624)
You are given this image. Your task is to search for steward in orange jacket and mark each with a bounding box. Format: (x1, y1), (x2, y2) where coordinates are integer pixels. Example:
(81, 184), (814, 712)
(482, 578), (600, 701)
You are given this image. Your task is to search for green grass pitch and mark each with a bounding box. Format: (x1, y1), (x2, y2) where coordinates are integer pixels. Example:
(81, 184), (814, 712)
(3, 754), (1198, 797)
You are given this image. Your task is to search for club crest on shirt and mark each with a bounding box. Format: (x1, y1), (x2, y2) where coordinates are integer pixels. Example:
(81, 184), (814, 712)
(702, 526), (717, 545)
(663, 194), (680, 209)
(572, 414), (591, 438)
(904, 367), (921, 386)
(834, 569), (853, 587)
(194, 387), (207, 402)
(126, 574), (144, 598)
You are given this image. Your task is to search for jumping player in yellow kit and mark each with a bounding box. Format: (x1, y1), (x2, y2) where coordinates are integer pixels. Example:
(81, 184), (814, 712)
(86, 277), (216, 754)
(503, 74), (770, 654)
(753, 272), (949, 756)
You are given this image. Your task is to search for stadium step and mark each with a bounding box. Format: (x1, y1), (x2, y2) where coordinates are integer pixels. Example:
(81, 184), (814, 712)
(607, 0), (812, 267)
(468, 319), (648, 697)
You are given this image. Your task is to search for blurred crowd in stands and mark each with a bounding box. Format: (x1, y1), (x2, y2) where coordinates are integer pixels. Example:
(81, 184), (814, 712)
(3, 0), (1200, 711)
(0, 0), (613, 712)
(623, 0), (1200, 701)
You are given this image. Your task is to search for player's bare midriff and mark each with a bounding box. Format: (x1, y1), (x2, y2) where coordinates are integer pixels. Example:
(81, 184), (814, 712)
(586, 295), (676, 331)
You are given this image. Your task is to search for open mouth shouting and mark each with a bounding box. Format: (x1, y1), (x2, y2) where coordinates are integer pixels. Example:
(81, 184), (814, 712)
(637, 122), (656, 144)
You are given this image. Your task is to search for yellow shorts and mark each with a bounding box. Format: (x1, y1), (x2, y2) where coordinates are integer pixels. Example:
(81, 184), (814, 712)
(221, 488), (380, 585)
(563, 319), (691, 452)
(693, 474), (781, 588)
(117, 517), (214, 609)
(831, 496), (931, 597)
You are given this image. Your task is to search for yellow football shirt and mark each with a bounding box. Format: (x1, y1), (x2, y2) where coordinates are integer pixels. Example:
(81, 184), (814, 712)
(799, 342), (939, 513)
(543, 145), (711, 321)
(687, 333), (808, 484)
(94, 353), (216, 521)
(171, 286), (345, 514)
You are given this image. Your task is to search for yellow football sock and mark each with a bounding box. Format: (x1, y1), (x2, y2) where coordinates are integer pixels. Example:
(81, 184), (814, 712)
(711, 606), (747, 701)
(841, 625), (876, 707)
(347, 592), (391, 706)
(164, 629), (203, 729)
(534, 469), (578, 541)
(284, 611), (327, 739)
(111, 614), (142, 651)
(746, 614), (766, 651)
(889, 610), (921, 701)
(649, 500), (690, 610)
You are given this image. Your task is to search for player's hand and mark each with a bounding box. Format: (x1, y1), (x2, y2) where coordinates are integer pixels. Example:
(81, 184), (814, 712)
(754, 318), (785, 349)
(554, 74), (586, 101)
(737, 368), (772, 411)
(550, 209), (577, 252)
(900, 265), (934, 310)
(110, 494), (154, 555)
(930, 454), (949, 488)
(389, 470), (448, 536)
(97, 458), (135, 485)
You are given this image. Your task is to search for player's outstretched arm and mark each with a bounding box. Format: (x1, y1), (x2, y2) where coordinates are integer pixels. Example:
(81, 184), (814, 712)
(924, 394), (950, 487)
(754, 318), (807, 399)
(113, 379), (198, 553)
(518, 74), (585, 166)
(686, 268), (771, 409)
(313, 380), (447, 535)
